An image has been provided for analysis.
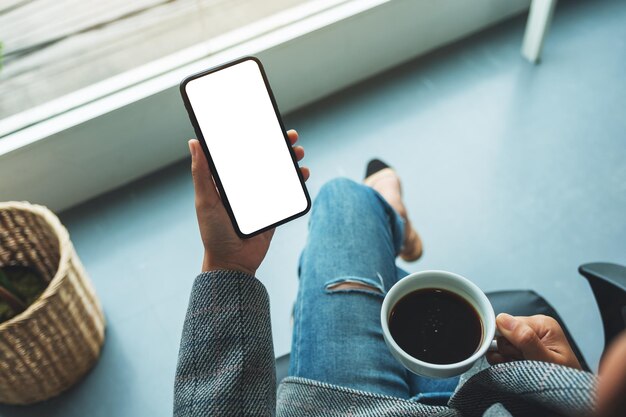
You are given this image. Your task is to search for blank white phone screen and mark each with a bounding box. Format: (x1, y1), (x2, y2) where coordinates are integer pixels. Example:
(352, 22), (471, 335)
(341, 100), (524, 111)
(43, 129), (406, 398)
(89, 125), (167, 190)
(184, 59), (308, 235)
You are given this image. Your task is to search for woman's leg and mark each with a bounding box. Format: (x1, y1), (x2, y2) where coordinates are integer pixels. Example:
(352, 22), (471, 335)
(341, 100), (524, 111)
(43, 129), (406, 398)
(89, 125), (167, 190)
(288, 177), (413, 397)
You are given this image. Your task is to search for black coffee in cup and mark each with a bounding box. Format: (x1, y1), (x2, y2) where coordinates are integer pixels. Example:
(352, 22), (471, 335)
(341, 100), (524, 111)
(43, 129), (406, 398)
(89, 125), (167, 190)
(388, 288), (482, 365)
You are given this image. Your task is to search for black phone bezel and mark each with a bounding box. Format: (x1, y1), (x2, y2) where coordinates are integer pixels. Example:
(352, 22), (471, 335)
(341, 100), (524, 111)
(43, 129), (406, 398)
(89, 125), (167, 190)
(179, 56), (311, 239)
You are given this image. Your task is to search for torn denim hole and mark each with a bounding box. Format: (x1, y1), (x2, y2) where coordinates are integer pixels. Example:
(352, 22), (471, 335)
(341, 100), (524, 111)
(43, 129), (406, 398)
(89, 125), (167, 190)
(324, 276), (384, 296)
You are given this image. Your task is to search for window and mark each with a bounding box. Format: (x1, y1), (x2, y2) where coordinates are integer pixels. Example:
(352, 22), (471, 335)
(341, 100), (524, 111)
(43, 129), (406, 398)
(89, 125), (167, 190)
(0, 0), (311, 121)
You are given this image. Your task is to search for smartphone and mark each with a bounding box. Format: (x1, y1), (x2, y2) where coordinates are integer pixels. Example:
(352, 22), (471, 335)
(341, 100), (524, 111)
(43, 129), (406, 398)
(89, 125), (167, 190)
(180, 56), (311, 238)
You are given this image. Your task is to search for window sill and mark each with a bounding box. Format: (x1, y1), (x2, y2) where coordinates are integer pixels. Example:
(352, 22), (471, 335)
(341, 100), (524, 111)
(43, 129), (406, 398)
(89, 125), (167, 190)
(0, 0), (529, 211)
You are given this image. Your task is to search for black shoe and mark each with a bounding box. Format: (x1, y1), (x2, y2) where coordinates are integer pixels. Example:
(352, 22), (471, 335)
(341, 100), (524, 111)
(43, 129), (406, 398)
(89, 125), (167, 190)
(365, 158), (391, 179)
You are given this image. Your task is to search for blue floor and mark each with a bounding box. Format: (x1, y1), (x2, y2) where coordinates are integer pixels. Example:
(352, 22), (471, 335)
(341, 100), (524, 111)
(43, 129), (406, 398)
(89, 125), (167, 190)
(2, 0), (625, 415)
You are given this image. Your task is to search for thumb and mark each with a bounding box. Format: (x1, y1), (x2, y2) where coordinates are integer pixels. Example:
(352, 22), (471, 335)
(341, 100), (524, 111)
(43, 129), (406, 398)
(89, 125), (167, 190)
(188, 139), (220, 209)
(496, 313), (550, 362)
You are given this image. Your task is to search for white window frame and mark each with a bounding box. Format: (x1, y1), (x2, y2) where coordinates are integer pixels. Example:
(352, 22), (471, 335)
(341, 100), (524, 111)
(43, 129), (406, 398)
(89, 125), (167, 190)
(0, 0), (529, 211)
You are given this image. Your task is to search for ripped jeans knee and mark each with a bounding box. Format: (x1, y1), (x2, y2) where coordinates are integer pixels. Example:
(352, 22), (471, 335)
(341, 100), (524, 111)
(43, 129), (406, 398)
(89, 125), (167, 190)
(324, 276), (385, 296)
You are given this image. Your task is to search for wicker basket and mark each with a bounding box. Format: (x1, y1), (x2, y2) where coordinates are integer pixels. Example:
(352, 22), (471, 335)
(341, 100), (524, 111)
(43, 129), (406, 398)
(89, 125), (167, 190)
(0, 202), (105, 404)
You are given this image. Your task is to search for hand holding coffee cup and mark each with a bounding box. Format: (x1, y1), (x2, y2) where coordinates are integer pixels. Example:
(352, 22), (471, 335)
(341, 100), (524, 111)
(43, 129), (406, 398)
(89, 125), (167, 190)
(487, 313), (582, 370)
(381, 270), (496, 378)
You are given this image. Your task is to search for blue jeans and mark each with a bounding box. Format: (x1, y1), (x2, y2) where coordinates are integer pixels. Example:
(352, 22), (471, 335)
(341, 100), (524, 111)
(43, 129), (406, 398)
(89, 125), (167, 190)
(288, 178), (459, 405)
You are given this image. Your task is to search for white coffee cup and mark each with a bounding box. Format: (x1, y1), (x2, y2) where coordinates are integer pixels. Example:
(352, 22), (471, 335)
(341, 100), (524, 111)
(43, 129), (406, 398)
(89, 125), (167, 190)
(380, 270), (496, 378)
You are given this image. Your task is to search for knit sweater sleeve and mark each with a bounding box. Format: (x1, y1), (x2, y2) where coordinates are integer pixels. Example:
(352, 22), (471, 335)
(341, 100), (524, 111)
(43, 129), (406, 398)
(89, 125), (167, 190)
(174, 270), (276, 417)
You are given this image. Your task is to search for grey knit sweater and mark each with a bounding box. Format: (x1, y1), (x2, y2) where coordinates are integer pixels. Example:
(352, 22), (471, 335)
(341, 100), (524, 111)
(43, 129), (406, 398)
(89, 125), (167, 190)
(174, 271), (596, 417)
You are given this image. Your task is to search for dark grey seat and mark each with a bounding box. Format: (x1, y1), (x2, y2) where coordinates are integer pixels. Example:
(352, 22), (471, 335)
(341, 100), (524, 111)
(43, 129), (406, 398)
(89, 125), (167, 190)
(579, 262), (626, 349)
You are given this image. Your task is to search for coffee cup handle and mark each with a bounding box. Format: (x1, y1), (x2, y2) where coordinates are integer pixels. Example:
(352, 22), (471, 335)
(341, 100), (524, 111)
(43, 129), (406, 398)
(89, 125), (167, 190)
(488, 339), (498, 352)
(487, 330), (502, 352)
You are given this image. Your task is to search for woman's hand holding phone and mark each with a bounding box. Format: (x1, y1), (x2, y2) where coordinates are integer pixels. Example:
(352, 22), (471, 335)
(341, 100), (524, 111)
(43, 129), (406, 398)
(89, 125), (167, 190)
(189, 129), (309, 276)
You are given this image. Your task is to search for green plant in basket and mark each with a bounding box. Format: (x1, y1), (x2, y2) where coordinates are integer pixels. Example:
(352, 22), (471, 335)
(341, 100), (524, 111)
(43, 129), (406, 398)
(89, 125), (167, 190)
(0, 266), (47, 323)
